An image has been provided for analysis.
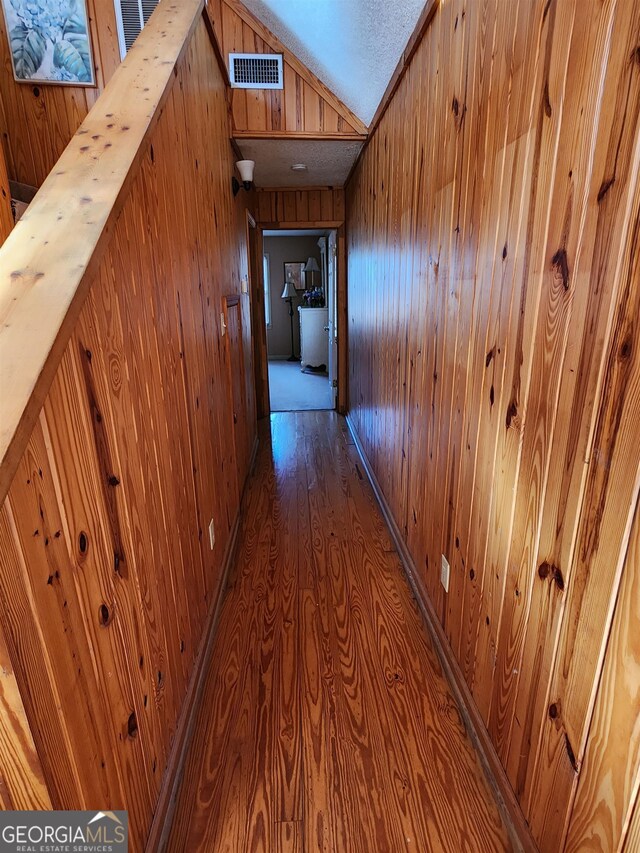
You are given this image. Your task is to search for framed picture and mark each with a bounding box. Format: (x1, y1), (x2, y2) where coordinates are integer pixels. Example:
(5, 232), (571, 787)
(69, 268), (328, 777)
(2, 0), (95, 86)
(284, 262), (306, 292)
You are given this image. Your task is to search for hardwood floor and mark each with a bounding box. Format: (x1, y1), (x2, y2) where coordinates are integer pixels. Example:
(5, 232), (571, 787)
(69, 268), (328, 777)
(166, 412), (511, 852)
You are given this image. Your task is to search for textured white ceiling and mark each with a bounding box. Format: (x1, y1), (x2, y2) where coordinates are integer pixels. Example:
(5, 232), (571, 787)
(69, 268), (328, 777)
(238, 138), (363, 187)
(240, 0), (427, 125)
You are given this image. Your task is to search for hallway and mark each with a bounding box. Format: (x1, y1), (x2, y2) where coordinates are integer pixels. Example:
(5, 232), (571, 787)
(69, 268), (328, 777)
(167, 412), (510, 851)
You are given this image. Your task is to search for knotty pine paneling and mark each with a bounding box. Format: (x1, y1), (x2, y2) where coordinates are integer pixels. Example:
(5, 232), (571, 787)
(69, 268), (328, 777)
(624, 787), (640, 853)
(0, 0), (122, 187)
(256, 187), (345, 226)
(0, 142), (11, 241)
(346, 0), (640, 849)
(564, 496), (640, 852)
(0, 621), (51, 810)
(0, 15), (256, 850)
(207, 0), (365, 139)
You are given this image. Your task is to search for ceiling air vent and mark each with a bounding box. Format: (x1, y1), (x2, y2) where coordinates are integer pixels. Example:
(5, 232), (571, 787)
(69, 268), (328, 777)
(114, 0), (160, 59)
(229, 53), (284, 89)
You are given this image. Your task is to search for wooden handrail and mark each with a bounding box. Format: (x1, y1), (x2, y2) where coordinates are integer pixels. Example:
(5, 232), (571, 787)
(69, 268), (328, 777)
(0, 0), (204, 504)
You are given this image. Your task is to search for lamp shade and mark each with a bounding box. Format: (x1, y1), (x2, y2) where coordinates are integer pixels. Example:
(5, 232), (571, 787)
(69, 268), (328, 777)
(281, 281), (297, 299)
(236, 160), (255, 183)
(303, 256), (320, 273)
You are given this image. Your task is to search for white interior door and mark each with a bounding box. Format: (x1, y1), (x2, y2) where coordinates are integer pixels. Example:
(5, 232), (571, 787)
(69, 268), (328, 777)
(327, 230), (338, 408)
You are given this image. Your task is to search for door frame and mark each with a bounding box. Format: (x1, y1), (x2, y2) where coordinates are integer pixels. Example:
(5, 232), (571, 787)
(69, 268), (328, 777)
(326, 230), (338, 409)
(245, 211), (270, 419)
(251, 219), (347, 414)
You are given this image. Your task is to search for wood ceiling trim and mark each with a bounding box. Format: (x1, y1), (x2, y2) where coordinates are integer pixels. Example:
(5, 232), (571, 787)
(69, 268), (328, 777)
(234, 130), (366, 141)
(256, 185), (341, 193)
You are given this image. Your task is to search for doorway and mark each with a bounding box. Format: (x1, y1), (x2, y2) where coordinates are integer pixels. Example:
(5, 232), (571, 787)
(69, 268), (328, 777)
(262, 229), (337, 412)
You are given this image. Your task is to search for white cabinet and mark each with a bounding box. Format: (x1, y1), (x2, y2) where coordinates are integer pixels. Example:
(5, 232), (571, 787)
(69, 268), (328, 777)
(298, 307), (328, 370)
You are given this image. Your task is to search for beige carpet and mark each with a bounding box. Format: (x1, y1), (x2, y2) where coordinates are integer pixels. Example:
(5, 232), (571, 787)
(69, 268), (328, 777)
(268, 360), (333, 411)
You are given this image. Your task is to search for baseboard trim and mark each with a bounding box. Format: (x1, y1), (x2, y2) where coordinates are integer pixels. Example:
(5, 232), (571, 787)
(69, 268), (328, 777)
(345, 415), (538, 853)
(145, 435), (260, 852)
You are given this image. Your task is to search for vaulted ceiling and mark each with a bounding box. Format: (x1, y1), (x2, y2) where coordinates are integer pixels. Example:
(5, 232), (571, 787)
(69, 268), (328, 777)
(218, 0), (430, 187)
(241, 0), (427, 126)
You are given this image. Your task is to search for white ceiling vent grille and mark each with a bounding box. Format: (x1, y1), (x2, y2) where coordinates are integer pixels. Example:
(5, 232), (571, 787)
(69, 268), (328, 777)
(229, 53), (284, 89)
(114, 0), (161, 59)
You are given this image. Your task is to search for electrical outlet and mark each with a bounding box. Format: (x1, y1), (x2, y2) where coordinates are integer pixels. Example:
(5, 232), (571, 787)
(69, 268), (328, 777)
(441, 554), (450, 592)
(208, 518), (215, 550)
(241, 276), (248, 294)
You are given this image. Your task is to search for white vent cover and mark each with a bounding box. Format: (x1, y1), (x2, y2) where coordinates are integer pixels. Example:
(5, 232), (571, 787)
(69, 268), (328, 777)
(114, 0), (161, 59)
(229, 53), (283, 89)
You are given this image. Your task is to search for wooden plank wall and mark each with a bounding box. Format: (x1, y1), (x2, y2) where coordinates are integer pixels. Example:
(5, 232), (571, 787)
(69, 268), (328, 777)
(0, 141), (11, 242)
(207, 0), (366, 139)
(0, 14), (256, 850)
(255, 187), (345, 227)
(345, 0), (640, 849)
(565, 496), (640, 852)
(0, 0), (122, 187)
(0, 626), (52, 810)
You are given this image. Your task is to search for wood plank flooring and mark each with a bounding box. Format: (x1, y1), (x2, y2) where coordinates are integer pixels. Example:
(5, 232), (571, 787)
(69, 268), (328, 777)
(166, 412), (511, 852)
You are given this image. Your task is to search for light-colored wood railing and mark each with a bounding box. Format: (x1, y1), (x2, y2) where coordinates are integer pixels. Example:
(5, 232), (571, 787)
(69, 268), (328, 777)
(0, 0), (203, 504)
